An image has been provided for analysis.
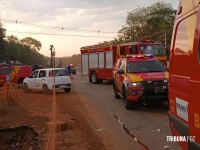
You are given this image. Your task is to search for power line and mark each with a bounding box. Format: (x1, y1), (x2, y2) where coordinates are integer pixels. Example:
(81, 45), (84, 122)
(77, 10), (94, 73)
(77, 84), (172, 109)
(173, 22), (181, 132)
(6, 30), (115, 38)
(0, 18), (117, 34)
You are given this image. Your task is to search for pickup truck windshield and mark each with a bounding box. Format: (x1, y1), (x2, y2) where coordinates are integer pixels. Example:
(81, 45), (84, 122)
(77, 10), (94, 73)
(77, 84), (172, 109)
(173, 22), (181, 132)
(127, 60), (165, 73)
(140, 45), (165, 56)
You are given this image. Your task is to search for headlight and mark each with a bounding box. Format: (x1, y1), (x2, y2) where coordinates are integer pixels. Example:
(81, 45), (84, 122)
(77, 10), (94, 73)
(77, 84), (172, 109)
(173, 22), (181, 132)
(128, 82), (143, 87)
(163, 79), (168, 83)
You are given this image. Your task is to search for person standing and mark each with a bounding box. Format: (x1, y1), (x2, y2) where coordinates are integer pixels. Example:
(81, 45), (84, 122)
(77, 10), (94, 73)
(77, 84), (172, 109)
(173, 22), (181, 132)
(67, 64), (72, 76)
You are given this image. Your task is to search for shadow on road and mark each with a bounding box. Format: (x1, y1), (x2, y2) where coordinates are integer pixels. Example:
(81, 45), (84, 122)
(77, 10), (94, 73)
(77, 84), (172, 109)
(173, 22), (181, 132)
(134, 101), (169, 114)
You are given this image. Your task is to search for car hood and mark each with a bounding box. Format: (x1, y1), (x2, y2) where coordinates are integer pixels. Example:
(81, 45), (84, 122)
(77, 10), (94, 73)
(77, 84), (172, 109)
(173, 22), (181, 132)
(127, 72), (168, 82)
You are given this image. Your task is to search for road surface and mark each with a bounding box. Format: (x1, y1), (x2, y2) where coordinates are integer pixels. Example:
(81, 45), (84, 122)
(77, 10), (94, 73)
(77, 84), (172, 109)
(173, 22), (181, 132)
(71, 73), (181, 150)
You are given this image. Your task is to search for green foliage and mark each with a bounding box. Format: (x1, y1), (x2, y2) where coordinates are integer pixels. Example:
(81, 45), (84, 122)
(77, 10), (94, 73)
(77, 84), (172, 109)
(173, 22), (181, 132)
(0, 19), (47, 65)
(118, 2), (176, 47)
(20, 37), (42, 51)
(0, 22), (6, 60)
(3, 36), (47, 66)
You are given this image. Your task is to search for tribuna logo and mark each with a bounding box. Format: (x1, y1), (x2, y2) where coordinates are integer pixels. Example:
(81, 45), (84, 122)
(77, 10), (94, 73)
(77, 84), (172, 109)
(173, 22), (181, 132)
(166, 136), (195, 142)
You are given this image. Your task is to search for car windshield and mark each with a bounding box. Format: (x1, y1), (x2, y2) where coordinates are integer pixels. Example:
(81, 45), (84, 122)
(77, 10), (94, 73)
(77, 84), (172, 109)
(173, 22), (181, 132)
(126, 60), (166, 73)
(140, 45), (165, 56)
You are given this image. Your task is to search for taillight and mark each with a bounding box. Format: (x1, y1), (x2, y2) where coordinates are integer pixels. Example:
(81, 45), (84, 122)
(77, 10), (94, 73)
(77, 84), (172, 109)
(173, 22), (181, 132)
(49, 71), (53, 77)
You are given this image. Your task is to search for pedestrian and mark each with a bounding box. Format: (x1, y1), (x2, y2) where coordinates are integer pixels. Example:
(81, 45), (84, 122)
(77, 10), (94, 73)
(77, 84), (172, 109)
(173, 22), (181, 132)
(67, 64), (72, 76)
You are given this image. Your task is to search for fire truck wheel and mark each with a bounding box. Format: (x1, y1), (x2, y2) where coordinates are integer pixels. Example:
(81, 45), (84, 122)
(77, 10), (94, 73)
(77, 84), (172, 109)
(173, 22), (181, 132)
(91, 72), (99, 84)
(43, 84), (51, 95)
(23, 84), (31, 93)
(113, 82), (120, 99)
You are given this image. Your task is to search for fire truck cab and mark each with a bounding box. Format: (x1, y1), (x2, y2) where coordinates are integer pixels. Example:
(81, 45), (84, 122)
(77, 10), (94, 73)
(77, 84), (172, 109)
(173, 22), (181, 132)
(80, 40), (166, 84)
(169, 0), (200, 149)
(118, 40), (167, 67)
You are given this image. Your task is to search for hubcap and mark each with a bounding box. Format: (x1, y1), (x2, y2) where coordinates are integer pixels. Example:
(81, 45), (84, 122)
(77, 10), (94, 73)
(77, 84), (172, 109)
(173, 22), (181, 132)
(92, 74), (96, 82)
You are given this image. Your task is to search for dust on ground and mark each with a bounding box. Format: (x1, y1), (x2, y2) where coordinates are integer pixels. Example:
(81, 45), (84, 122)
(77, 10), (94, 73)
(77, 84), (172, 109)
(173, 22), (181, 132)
(0, 84), (106, 150)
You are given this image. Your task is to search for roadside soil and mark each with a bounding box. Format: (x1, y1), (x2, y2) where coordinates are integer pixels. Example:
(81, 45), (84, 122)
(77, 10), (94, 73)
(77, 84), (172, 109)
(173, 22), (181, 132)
(0, 80), (106, 150)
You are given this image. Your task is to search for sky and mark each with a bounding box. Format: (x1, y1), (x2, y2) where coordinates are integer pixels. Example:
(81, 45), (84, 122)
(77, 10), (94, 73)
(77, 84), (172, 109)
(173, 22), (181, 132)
(0, 0), (179, 57)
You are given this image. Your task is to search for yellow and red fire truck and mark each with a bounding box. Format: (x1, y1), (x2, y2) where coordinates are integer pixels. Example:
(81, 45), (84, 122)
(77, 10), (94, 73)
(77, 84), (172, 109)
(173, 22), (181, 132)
(80, 40), (166, 84)
(0, 66), (32, 86)
(169, 0), (200, 149)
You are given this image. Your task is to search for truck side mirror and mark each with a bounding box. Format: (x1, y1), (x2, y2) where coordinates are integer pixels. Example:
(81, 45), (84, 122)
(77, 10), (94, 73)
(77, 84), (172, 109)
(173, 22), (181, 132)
(117, 68), (124, 74)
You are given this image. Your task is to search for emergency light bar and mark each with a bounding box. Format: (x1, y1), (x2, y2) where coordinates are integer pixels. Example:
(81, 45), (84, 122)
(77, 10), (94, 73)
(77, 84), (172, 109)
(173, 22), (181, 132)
(126, 54), (153, 58)
(140, 40), (154, 43)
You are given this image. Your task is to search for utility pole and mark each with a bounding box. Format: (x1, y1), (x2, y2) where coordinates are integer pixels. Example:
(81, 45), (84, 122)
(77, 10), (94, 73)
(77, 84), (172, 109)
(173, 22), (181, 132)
(49, 45), (55, 68)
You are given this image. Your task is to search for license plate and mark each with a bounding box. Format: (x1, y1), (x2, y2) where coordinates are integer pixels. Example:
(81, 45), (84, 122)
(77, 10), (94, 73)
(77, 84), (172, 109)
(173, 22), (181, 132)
(155, 86), (164, 93)
(60, 85), (66, 88)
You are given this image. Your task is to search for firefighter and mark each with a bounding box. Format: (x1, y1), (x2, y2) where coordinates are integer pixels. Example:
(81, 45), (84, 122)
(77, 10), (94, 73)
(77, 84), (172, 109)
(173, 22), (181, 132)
(67, 64), (72, 76)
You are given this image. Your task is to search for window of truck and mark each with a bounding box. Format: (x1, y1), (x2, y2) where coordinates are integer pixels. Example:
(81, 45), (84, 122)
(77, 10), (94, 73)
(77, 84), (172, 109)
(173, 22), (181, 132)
(140, 45), (165, 56)
(130, 46), (138, 54)
(174, 14), (196, 55)
(171, 13), (197, 76)
(4, 68), (12, 74)
(31, 71), (38, 78)
(120, 47), (125, 55)
(127, 60), (165, 73)
(55, 70), (68, 76)
(39, 70), (46, 78)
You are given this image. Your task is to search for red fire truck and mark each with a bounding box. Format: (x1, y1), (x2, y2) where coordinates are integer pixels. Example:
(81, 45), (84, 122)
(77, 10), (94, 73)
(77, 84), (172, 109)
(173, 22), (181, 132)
(80, 40), (166, 84)
(169, 0), (200, 149)
(0, 66), (32, 86)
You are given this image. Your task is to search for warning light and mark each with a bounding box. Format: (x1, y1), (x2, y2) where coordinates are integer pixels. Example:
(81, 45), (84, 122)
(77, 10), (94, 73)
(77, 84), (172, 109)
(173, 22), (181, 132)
(126, 54), (153, 58)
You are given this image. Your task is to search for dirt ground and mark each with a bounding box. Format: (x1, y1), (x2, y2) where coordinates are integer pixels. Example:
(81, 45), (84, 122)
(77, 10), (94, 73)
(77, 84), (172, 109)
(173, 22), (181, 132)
(0, 83), (106, 150)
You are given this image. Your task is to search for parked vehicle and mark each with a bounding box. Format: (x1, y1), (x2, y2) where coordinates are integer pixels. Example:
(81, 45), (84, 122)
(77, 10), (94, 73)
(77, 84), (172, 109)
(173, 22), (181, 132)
(76, 64), (81, 70)
(112, 54), (168, 109)
(23, 68), (71, 94)
(0, 66), (32, 86)
(169, 0), (200, 149)
(80, 40), (166, 84)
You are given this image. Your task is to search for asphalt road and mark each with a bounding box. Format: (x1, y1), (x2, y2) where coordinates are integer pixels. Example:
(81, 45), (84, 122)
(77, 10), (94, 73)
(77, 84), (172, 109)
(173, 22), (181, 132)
(72, 72), (181, 150)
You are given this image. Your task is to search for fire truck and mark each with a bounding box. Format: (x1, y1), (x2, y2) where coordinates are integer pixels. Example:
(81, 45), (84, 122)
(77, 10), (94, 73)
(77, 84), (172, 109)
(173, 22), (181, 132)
(80, 40), (167, 84)
(80, 40), (166, 84)
(0, 66), (32, 86)
(169, 0), (200, 149)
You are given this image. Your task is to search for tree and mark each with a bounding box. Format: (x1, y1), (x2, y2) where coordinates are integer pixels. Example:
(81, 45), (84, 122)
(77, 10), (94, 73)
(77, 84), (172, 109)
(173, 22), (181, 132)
(6, 35), (19, 43)
(0, 22), (6, 61)
(117, 2), (176, 47)
(3, 35), (47, 66)
(20, 37), (42, 51)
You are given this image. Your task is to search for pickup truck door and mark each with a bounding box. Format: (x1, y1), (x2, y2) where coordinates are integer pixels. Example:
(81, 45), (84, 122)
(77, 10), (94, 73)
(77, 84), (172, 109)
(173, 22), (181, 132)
(35, 70), (47, 89)
(27, 71), (39, 89)
(116, 60), (126, 92)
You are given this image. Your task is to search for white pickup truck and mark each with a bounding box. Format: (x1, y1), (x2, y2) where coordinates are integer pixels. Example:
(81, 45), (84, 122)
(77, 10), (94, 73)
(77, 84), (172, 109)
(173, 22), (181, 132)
(23, 68), (72, 94)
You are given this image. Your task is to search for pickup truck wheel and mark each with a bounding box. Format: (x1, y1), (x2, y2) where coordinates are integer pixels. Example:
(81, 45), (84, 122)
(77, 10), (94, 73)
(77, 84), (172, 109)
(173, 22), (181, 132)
(91, 72), (99, 84)
(23, 84), (31, 93)
(64, 88), (71, 92)
(113, 82), (120, 99)
(123, 88), (133, 110)
(43, 84), (51, 95)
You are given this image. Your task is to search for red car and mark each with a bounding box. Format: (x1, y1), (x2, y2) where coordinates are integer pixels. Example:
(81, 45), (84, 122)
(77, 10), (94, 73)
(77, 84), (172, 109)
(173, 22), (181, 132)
(112, 54), (168, 109)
